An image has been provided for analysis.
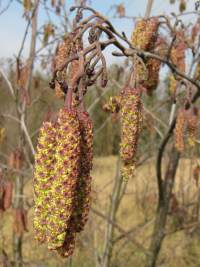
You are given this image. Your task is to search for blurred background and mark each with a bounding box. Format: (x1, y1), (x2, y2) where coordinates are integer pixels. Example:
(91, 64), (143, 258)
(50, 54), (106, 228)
(0, 0), (200, 267)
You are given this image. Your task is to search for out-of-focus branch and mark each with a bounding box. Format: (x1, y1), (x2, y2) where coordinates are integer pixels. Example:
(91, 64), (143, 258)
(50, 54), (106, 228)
(0, 69), (15, 97)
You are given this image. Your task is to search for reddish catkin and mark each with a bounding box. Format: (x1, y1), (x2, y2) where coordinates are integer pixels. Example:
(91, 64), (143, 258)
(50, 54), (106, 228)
(174, 109), (186, 152)
(171, 32), (186, 75)
(186, 108), (198, 146)
(120, 87), (143, 179)
(47, 108), (81, 251)
(3, 181), (13, 210)
(144, 58), (161, 94)
(73, 111), (93, 232)
(54, 36), (72, 98)
(34, 122), (57, 243)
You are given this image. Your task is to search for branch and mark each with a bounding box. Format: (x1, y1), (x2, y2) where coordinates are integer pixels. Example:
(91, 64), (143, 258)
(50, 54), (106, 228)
(0, 69), (15, 97)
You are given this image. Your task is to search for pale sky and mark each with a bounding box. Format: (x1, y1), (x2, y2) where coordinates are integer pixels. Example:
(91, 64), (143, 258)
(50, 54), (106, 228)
(0, 0), (196, 62)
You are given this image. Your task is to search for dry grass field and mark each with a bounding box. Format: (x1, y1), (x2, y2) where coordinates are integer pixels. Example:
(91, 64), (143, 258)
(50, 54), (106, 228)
(1, 156), (200, 267)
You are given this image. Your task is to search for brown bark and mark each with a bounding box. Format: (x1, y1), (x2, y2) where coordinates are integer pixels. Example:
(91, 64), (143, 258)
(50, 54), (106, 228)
(146, 147), (180, 267)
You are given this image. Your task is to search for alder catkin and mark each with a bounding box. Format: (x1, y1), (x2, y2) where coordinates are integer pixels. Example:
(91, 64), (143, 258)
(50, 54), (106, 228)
(131, 17), (159, 51)
(144, 58), (161, 94)
(120, 87), (143, 179)
(72, 111), (93, 232)
(186, 108), (198, 146)
(174, 109), (186, 152)
(33, 122), (57, 243)
(47, 108), (81, 250)
(54, 36), (72, 98)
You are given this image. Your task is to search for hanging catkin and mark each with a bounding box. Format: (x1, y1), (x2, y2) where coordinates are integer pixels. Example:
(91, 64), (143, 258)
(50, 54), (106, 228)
(131, 17), (159, 51)
(186, 107), (198, 146)
(57, 111), (93, 257)
(73, 111), (93, 232)
(54, 36), (72, 98)
(174, 109), (186, 152)
(47, 108), (81, 250)
(33, 122), (57, 243)
(120, 87), (143, 179)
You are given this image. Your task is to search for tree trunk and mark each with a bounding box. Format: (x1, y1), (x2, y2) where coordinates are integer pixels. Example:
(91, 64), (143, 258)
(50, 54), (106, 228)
(146, 147), (180, 267)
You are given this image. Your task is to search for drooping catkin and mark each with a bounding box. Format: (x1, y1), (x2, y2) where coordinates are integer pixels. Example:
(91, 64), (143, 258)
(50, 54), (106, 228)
(47, 108), (81, 250)
(72, 111), (93, 232)
(33, 122), (57, 243)
(131, 17), (159, 51)
(171, 32), (186, 74)
(54, 36), (72, 98)
(57, 111), (93, 257)
(120, 87), (143, 179)
(144, 58), (161, 94)
(174, 109), (186, 152)
(186, 108), (198, 146)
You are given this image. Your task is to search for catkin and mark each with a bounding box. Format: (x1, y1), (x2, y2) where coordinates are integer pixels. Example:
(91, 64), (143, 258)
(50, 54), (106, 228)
(174, 109), (186, 152)
(171, 32), (185, 74)
(131, 17), (159, 51)
(34, 122), (57, 243)
(186, 108), (198, 146)
(120, 87), (143, 179)
(72, 111), (93, 232)
(47, 108), (81, 250)
(54, 36), (72, 98)
(144, 58), (161, 94)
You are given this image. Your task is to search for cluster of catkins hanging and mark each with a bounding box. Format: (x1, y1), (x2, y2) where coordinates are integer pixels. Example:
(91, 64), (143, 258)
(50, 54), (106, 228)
(34, 105), (93, 257)
(174, 107), (199, 152)
(104, 17), (162, 179)
(131, 17), (163, 95)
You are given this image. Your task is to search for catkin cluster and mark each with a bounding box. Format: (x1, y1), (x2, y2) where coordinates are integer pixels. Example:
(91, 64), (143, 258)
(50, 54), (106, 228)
(131, 17), (161, 94)
(33, 108), (93, 257)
